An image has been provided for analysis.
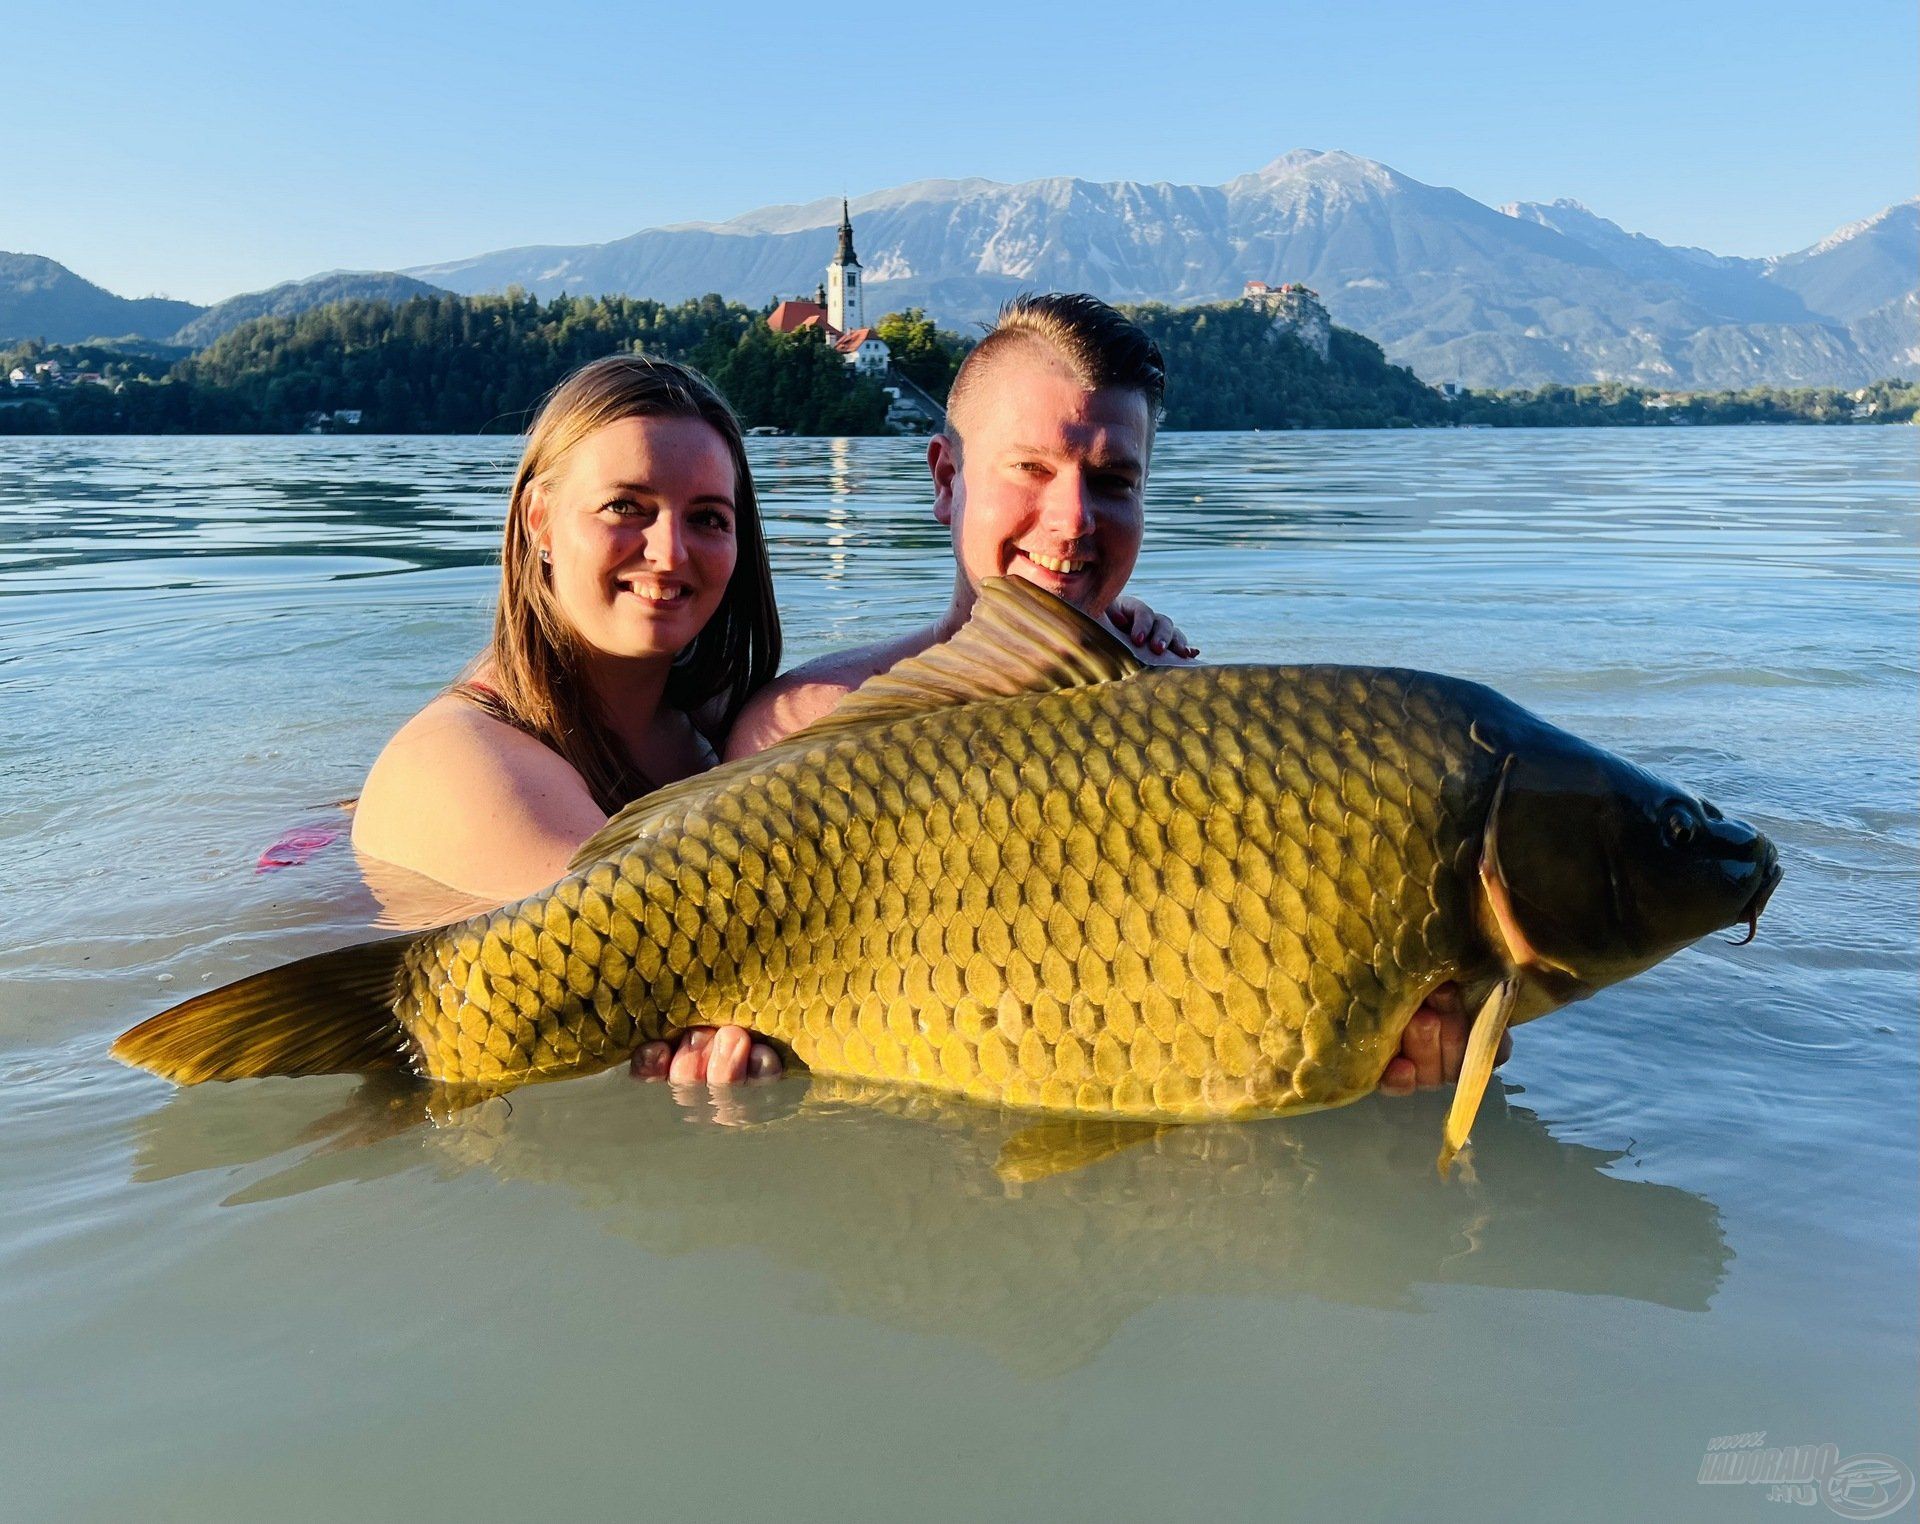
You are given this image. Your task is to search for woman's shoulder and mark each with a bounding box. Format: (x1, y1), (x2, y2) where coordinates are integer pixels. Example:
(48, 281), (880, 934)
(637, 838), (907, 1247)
(353, 689), (607, 902)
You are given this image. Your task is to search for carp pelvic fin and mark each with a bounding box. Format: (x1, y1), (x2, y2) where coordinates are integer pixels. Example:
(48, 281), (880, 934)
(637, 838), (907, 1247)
(1437, 976), (1518, 1177)
(994, 1118), (1172, 1186)
(112, 936), (415, 1084)
(799, 576), (1149, 743)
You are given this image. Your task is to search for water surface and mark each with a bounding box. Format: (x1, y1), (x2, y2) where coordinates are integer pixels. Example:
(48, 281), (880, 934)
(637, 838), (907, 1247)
(2, 429), (1914, 1522)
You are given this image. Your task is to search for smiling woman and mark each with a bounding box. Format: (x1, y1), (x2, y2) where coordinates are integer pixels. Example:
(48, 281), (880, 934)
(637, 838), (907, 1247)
(352, 356), (779, 902)
(351, 355), (786, 1084)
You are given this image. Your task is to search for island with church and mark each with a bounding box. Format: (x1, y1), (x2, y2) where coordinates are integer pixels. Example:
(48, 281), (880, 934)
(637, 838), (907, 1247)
(756, 201), (947, 433)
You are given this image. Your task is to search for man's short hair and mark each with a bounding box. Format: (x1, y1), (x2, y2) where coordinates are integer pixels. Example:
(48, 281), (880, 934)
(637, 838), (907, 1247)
(945, 292), (1165, 452)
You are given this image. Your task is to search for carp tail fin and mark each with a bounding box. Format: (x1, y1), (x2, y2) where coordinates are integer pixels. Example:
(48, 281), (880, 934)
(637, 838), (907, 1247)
(1436, 976), (1518, 1178)
(113, 935), (416, 1084)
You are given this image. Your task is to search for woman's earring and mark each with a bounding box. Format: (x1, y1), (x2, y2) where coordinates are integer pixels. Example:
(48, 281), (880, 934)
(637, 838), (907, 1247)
(537, 547), (551, 566)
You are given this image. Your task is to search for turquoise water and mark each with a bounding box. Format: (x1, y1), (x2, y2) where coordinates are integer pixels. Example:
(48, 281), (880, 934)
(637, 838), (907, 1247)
(1, 429), (1914, 1522)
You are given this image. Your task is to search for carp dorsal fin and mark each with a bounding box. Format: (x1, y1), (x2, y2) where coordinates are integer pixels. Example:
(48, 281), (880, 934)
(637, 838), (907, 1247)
(788, 576), (1148, 746)
(566, 579), (1147, 875)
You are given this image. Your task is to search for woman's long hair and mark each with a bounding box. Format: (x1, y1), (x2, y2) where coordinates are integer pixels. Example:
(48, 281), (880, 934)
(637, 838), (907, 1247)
(455, 355), (780, 814)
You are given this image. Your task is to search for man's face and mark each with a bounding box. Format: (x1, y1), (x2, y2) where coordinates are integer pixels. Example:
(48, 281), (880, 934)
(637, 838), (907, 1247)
(930, 346), (1151, 617)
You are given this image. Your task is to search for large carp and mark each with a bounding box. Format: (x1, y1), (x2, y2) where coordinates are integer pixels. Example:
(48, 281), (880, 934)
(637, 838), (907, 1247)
(116, 578), (1781, 1170)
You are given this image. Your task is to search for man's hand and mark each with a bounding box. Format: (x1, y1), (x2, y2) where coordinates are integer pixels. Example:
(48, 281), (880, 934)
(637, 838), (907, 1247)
(1378, 983), (1513, 1094)
(1105, 594), (1199, 660)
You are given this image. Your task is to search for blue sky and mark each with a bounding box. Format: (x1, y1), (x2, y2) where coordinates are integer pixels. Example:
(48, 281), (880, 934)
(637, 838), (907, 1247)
(7, 0), (1914, 304)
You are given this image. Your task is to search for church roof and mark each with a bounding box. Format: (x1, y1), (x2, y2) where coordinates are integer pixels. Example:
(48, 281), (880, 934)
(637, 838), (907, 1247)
(833, 198), (859, 266)
(768, 299), (828, 334)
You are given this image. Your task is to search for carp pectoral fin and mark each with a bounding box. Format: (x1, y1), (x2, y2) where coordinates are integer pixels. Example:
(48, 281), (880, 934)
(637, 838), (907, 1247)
(995, 1118), (1171, 1186)
(1436, 977), (1519, 1179)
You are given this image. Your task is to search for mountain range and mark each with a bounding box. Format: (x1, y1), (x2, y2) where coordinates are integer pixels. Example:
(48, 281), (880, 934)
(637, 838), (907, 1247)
(6, 150), (1914, 390)
(0, 259), (448, 351)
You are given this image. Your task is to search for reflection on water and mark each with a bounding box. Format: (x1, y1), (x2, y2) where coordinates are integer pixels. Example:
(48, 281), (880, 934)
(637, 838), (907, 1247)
(129, 1073), (1727, 1376)
(1, 429), (1913, 1521)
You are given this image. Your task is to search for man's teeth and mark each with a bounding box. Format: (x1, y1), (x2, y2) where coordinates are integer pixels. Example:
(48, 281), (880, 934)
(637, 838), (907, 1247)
(1025, 551), (1089, 575)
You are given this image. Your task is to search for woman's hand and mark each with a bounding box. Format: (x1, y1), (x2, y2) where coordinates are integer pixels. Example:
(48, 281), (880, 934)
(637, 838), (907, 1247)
(1105, 594), (1199, 661)
(631, 1025), (783, 1106)
(1378, 983), (1513, 1094)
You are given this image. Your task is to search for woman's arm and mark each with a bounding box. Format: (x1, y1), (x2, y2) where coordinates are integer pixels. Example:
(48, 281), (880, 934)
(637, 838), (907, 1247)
(352, 695), (608, 903)
(354, 694), (781, 1091)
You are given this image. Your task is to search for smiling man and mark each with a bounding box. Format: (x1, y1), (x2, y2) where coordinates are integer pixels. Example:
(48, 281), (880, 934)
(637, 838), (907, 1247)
(642, 292), (1505, 1093)
(727, 292), (1184, 754)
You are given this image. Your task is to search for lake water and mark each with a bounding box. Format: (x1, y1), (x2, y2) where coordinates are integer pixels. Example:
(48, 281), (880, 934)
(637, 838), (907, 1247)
(1, 429), (1914, 1522)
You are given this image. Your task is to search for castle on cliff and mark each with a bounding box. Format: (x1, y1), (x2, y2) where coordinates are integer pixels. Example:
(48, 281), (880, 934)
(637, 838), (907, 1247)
(1243, 280), (1332, 362)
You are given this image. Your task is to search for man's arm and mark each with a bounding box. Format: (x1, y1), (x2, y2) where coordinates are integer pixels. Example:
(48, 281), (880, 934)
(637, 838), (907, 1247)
(724, 630), (938, 761)
(724, 672), (855, 761)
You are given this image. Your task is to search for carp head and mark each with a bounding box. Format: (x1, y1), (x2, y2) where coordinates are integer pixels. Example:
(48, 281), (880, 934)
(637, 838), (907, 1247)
(1479, 732), (1782, 997)
(1437, 723), (1780, 1176)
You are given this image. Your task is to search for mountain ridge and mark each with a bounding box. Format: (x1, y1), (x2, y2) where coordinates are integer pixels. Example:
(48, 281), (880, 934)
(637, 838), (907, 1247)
(7, 152), (1913, 389)
(397, 150), (1915, 388)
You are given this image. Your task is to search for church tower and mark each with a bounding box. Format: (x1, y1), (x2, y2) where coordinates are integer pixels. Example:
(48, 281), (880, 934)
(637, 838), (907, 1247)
(825, 198), (863, 333)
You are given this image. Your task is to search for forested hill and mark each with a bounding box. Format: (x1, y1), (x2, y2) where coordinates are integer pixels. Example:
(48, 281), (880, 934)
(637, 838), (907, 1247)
(1, 289), (1911, 436)
(0, 289), (1451, 435)
(1128, 302), (1453, 429)
(94, 292), (892, 435)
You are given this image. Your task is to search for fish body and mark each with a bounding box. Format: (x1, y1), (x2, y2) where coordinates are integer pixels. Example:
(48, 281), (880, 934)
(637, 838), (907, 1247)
(117, 580), (1780, 1161)
(402, 662), (1492, 1116)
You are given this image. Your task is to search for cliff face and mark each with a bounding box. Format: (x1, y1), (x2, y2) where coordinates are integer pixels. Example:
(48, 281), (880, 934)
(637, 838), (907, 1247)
(1246, 283), (1332, 362)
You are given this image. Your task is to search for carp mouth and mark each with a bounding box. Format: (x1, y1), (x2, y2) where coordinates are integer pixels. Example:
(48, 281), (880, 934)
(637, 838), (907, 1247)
(1730, 845), (1784, 947)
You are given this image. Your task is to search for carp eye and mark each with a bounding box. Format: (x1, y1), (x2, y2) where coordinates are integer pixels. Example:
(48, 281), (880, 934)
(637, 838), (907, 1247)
(1662, 805), (1697, 849)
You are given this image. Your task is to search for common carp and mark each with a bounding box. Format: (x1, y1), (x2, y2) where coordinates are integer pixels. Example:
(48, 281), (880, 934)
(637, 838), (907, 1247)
(115, 578), (1781, 1170)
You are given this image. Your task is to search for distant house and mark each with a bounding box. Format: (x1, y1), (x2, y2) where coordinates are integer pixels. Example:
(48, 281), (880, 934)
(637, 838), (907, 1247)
(7, 367), (38, 389)
(74, 372), (109, 387)
(301, 408), (365, 432)
(834, 326), (891, 376)
(34, 359), (61, 378)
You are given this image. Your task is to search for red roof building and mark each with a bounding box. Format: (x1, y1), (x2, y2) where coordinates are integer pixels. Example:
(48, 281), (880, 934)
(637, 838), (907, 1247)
(768, 299), (830, 335)
(833, 325), (891, 375)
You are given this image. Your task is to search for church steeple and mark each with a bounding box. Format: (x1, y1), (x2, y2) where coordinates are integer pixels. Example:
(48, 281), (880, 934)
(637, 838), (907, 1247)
(826, 197), (863, 333)
(834, 198), (858, 265)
